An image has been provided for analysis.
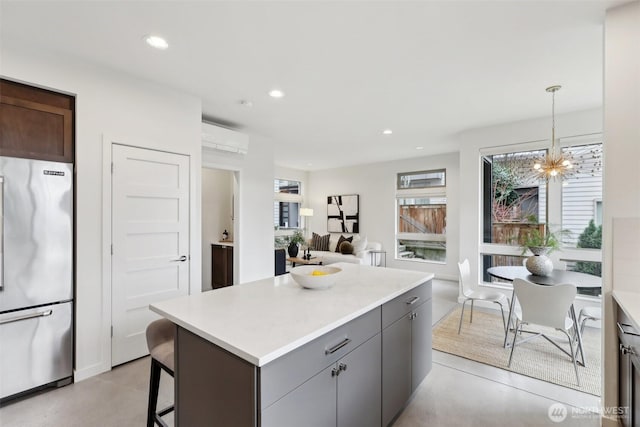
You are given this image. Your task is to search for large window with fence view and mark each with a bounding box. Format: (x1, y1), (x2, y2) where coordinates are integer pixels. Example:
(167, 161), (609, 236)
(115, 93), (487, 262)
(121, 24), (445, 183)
(396, 169), (447, 263)
(480, 140), (603, 297)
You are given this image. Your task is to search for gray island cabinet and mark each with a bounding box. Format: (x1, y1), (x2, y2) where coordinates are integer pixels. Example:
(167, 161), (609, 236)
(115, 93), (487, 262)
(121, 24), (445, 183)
(150, 263), (433, 427)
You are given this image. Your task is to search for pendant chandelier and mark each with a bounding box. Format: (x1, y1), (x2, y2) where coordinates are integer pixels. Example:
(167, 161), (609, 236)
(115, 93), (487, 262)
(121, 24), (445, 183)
(533, 85), (575, 181)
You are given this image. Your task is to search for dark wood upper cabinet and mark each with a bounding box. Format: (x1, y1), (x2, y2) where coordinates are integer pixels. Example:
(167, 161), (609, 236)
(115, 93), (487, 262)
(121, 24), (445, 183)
(0, 79), (75, 163)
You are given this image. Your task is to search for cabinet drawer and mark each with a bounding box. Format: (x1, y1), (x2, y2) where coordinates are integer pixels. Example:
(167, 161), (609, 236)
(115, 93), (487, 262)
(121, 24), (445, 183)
(260, 307), (380, 410)
(382, 281), (431, 329)
(618, 307), (640, 344)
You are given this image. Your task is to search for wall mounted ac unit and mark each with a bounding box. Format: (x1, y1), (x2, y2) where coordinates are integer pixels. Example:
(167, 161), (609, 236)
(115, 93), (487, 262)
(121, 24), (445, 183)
(202, 122), (249, 155)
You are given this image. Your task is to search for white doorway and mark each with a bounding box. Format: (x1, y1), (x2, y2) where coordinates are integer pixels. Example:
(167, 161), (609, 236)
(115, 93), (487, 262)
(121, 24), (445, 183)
(201, 167), (239, 291)
(111, 144), (190, 366)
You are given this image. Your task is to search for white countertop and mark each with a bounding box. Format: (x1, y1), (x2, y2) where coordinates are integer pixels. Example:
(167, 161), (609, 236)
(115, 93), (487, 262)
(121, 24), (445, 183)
(613, 290), (640, 332)
(150, 263), (432, 367)
(214, 241), (233, 247)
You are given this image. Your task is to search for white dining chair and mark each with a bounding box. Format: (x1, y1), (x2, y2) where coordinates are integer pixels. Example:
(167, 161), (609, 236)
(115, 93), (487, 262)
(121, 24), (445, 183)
(508, 278), (581, 386)
(578, 306), (601, 334)
(457, 259), (510, 334)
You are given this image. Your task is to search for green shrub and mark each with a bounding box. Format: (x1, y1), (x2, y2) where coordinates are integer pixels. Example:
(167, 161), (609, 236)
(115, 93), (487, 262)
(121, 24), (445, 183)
(574, 220), (602, 277)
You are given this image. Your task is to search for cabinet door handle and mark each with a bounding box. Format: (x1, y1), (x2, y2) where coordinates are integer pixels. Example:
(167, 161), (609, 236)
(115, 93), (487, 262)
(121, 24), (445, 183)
(617, 322), (640, 337)
(338, 362), (348, 372)
(621, 345), (635, 356)
(171, 255), (188, 262)
(325, 338), (351, 355)
(406, 296), (420, 305)
(331, 367), (340, 377)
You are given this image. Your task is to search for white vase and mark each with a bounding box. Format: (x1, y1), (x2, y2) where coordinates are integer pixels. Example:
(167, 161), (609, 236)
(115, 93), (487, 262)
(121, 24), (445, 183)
(525, 247), (553, 276)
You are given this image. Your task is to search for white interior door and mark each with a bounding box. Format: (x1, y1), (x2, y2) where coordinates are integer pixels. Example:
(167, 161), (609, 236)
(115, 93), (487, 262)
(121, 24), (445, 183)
(111, 144), (190, 366)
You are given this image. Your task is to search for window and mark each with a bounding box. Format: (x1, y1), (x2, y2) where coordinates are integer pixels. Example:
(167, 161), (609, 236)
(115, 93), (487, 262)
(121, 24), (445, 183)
(482, 149), (547, 246)
(274, 201), (300, 228)
(396, 169), (447, 263)
(274, 179), (300, 195)
(274, 179), (303, 230)
(561, 143), (603, 248)
(397, 169), (445, 189)
(480, 138), (604, 297)
(560, 143), (603, 284)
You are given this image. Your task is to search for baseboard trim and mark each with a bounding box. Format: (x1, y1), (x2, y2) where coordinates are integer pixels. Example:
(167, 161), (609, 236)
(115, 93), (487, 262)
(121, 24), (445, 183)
(601, 414), (619, 427)
(74, 361), (110, 382)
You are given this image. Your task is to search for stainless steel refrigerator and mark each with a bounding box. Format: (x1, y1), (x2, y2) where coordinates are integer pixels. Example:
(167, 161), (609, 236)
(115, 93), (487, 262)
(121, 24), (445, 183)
(0, 156), (73, 400)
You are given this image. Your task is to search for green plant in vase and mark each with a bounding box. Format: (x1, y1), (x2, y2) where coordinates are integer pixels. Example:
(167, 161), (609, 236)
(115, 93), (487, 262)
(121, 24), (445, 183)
(519, 227), (563, 255)
(287, 230), (305, 258)
(520, 226), (569, 276)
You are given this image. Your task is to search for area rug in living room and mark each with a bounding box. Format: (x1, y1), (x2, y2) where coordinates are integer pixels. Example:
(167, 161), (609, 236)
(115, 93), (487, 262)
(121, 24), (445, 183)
(432, 306), (601, 396)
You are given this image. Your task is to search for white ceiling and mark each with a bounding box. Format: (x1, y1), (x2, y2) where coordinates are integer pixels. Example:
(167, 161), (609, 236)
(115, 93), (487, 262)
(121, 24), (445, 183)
(0, 1), (628, 171)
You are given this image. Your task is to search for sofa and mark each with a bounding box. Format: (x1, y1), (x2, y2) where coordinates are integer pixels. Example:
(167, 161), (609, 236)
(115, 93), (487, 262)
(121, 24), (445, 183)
(306, 234), (383, 266)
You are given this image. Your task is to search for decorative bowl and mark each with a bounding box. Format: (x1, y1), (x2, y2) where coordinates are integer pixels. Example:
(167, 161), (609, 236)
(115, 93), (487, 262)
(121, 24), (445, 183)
(290, 266), (342, 290)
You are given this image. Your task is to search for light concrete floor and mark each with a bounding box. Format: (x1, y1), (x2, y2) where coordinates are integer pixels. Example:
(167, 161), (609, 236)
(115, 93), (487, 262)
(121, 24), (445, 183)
(0, 279), (600, 426)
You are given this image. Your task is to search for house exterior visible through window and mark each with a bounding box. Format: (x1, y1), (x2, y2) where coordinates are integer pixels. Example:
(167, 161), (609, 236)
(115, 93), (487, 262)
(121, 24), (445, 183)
(396, 170), (447, 263)
(274, 179), (302, 229)
(480, 139), (603, 297)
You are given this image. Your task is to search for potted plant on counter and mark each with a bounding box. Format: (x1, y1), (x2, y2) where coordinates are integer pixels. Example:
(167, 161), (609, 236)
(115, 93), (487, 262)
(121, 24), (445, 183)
(287, 230), (305, 258)
(520, 226), (567, 276)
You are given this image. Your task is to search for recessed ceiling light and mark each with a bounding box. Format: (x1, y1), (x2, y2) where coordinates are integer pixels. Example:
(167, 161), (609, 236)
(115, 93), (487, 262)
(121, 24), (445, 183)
(145, 35), (169, 50)
(415, 146), (424, 150)
(239, 100), (253, 107)
(383, 129), (393, 135)
(269, 89), (285, 98)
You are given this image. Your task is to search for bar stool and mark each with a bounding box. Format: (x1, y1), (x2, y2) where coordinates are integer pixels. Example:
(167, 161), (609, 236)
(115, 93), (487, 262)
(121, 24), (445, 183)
(146, 318), (175, 427)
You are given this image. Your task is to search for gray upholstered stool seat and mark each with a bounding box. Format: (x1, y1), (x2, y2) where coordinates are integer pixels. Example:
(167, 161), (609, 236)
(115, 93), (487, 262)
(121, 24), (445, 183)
(146, 318), (175, 427)
(147, 319), (175, 371)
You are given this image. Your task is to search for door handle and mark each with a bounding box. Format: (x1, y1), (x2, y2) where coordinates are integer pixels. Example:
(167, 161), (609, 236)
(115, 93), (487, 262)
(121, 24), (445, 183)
(0, 309), (53, 325)
(171, 255), (188, 262)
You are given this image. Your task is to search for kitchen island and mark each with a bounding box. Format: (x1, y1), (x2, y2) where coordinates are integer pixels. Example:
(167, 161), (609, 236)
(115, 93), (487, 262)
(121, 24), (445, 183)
(150, 262), (434, 426)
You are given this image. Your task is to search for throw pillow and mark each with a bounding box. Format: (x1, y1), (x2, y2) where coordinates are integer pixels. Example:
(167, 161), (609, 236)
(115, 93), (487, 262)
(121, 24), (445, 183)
(339, 241), (354, 255)
(335, 235), (353, 252)
(352, 236), (368, 253)
(311, 232), (330, 251)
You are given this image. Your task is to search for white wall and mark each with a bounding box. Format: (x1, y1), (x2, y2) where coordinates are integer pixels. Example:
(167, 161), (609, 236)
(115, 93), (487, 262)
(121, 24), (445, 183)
(308, 152), (459, 279)
(1, 44), (202, 380)
(602, 2), (640, 424)
(202, 137), (275, 284)
(202, 168), (233, 290)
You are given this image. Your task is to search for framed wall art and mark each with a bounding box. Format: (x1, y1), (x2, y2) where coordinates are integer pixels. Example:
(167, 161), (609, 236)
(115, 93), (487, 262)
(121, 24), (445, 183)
(327, 194), (359, 233)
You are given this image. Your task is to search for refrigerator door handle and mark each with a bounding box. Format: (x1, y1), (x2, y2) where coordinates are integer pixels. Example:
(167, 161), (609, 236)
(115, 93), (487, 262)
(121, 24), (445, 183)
(0, 309), (53, 325)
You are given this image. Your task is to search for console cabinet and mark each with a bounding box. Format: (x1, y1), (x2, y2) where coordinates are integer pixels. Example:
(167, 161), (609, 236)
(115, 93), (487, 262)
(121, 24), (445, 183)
(0, 79), (74, 163)
(211, 244), (233, 288)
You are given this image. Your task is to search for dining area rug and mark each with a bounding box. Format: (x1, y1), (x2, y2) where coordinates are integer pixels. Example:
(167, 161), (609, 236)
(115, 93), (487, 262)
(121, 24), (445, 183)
(432, 306), (601, 396)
